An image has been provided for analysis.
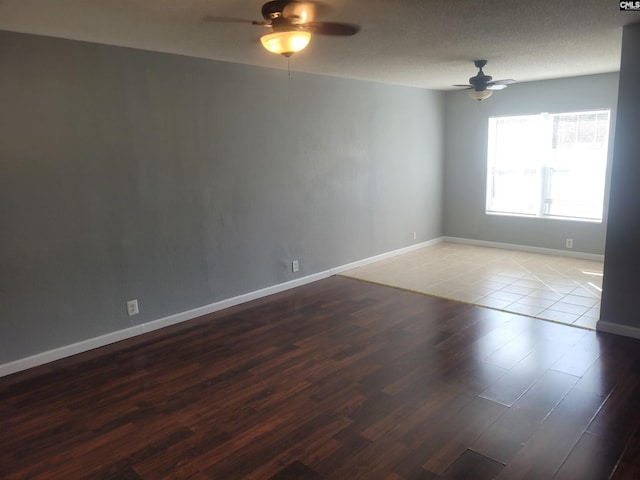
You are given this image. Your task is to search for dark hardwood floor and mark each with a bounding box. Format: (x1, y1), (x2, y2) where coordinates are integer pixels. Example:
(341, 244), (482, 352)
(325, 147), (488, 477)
(2, 276), (640, 479)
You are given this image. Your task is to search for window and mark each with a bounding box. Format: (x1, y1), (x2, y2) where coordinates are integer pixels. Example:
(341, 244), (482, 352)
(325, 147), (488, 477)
(486, 110), (610, 222)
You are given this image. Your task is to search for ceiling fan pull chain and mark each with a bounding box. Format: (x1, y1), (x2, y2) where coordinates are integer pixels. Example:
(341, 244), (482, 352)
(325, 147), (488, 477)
(288, 56), (291, 77)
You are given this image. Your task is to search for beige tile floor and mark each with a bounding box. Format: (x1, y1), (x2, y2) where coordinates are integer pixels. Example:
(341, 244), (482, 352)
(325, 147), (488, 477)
(340, 242), (603, 330)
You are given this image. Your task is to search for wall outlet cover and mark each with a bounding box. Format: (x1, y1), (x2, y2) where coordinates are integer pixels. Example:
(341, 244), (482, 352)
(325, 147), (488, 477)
(127, 299), (139, 316)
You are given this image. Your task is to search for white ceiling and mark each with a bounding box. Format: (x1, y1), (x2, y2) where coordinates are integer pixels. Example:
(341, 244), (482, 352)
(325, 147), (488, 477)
(1, 0), (639, 90)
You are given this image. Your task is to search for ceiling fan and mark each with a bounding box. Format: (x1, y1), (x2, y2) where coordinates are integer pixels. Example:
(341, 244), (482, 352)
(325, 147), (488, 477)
(454, 60), (515, 101)
(207, 0), (360, 58)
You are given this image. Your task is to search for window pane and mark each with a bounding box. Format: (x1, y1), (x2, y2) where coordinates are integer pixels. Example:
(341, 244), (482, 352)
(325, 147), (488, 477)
(545, 165), (605, 220)
(487, 115), (542, 215)
(544, 111), (610, 221)
(489, 167), (539, 215)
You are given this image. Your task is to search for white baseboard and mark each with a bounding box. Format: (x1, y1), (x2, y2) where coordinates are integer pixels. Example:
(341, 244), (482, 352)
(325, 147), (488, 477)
(330, 237), (443, 275)
(138, 270), (332, 336)
(596, 320), (640, 339)
(0, 325), (145, 378)
(443, 236), (605, 262)
(0, 237), (443, 378)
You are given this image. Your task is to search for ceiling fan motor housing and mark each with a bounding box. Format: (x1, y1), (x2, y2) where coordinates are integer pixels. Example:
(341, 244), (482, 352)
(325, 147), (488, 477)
(262, 0), (288, 20)
(271, 16), (298, 31)
(470, 60), (492, 91)
(470, 74), (493, 91)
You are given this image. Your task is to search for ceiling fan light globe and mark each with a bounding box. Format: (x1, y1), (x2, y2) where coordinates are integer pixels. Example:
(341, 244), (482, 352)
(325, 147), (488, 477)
(468, 90), (493, 101)
(260, 30), (311, 56)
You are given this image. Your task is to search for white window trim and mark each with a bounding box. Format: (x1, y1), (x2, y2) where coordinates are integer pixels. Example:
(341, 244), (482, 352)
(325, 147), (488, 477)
(485, 109), (610, 223)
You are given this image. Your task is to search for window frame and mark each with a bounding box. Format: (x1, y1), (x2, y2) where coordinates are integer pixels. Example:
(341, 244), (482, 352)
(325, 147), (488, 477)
(485, 109), (611, 223)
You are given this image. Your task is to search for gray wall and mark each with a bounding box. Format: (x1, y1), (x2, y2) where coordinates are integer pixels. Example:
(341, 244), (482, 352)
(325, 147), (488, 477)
(443, 73), (619, 255)
(0, 31), (444, 364)
(600, 23), (640, 330)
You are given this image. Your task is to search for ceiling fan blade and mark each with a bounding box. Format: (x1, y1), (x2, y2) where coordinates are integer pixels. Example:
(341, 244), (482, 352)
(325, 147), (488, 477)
(489, 79), (516, 86)
(283, 1), (316, 23)
(305, 21), (360, 36)
(487, 84), (508, 91)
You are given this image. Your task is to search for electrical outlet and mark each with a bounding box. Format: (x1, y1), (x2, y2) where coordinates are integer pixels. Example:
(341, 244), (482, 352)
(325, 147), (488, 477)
(127, 299), (139, 316)
(566, 238), (574, 249)
(413, 231), (417, 240)
(292, 260), (299, 273)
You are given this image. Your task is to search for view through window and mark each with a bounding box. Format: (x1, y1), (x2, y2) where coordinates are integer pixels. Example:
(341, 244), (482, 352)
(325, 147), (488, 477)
(486, 110), (610, 222)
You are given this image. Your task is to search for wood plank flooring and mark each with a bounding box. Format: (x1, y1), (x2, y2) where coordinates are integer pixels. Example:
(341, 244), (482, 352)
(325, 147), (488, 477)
(1, 276), (640, 479)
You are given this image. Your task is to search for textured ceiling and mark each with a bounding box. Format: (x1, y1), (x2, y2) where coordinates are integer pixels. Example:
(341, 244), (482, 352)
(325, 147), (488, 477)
(1, 0), (639, 90)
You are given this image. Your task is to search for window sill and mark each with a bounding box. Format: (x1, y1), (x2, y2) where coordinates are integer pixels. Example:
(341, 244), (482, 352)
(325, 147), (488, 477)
(485, 211), (603, 224)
